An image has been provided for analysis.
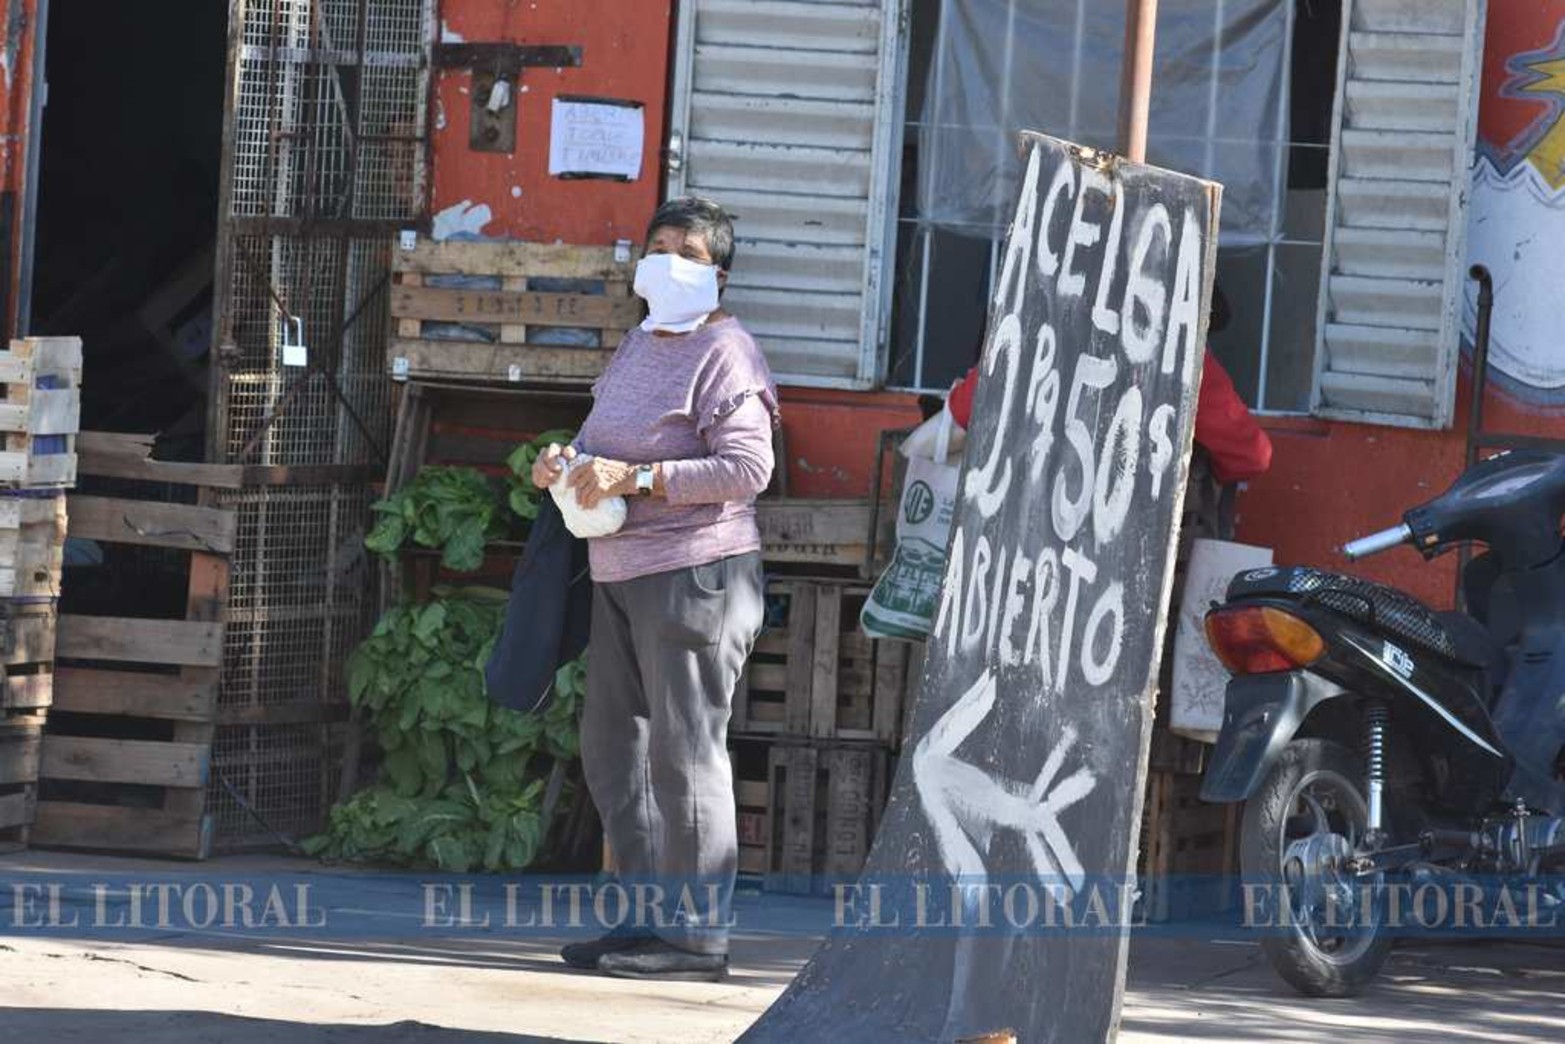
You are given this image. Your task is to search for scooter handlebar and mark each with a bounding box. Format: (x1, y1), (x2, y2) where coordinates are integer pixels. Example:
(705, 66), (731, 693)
(1342, 523), (1413, 561)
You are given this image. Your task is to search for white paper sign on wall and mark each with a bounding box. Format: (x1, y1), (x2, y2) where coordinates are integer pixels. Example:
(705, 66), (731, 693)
(548, 97), (644, 181)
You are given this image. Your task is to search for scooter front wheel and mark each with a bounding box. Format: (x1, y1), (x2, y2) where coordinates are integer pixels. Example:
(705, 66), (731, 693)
(1240, 737), (1391, 997)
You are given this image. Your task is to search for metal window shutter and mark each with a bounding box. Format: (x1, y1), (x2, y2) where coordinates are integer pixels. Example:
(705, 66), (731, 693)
(1311, 0), (1486, 428)
(668, 0), (905, 388)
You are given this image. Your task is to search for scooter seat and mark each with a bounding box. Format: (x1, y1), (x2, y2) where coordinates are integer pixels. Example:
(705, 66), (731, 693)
(1227, 566), (1485, 666)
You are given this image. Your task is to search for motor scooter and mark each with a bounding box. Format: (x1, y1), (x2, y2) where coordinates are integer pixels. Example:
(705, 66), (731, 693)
(1199, 447), (1565, 996)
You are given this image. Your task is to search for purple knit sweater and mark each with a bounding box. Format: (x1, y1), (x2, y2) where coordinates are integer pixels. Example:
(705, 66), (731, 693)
(575, 316), (780, 583)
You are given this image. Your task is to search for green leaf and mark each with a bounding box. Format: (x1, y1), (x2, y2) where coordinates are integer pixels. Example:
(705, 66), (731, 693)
(484, 820), (508, 871)
(505, 442), (535, 478)
(416, 732), (450, 795)
(441, 521), (487, 573)
(346, 648), (376, 706)
(364, 513), (406, 556)
(383, 744), (424, 798)
(298, 832), (332, 855)
(427, 834), (474, 873)
(508, 485), (541, 520)
(412, 602), (448, 644)
(531, 428), (578, 450)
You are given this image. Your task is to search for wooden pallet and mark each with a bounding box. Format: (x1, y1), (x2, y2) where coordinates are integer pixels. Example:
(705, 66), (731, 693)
(735, 743), (888, 894)
(388, 238), (640, 385)
(0, 493), (67, 598)
(30, 492), (235, 860)
(0, 338), (82, 489)
(1139, 769), (1240, 922)
(734, 581), (911, 746)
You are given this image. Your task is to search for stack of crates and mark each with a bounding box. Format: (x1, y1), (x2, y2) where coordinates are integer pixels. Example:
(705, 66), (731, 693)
(729, 579), (921, 894)
(0, 337), (81, 849)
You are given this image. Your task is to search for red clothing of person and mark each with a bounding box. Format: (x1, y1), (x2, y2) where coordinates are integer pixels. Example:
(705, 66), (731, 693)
(944, 348), (1272, 484)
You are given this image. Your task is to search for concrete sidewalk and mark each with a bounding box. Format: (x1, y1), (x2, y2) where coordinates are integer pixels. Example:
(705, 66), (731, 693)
(1, 851), (1560, 1042)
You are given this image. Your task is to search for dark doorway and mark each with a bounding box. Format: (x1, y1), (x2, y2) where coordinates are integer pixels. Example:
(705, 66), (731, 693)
(29, 0), (227, 460)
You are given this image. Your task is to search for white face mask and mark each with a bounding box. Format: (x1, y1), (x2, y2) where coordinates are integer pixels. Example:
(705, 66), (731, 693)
(634, 252), (720, 333)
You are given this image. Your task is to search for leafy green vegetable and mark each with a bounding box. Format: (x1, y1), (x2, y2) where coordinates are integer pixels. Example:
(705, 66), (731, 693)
(318, 429), (587, 871)
(363, 429), (577, 575)
(366, 467), (505, 572)
(506, 428), (578, 520)
(308, 588), (587, 872)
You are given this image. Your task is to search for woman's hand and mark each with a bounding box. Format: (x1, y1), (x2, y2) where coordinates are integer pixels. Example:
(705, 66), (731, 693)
(569, 456), (637, 509)
(532, 443), (575, 490)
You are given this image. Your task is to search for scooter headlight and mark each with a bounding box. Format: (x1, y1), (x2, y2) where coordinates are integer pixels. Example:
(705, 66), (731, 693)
(1204, 605), (1325, 675)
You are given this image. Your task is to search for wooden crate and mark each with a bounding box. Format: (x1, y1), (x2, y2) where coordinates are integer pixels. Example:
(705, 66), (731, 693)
(2, 597), (58, 711)
(1139, 769), (1240, 922)
(0, 492), (67, 598)
(0, 715), (44, 848)
(0, 337), (82, 489)
(388, 238), (640, 385)
(734, 581), (911, 746)
(30, 492), (234, 860)
(381, 382), (593, 604)
(736, 774), (770, 876)
(739, 743), (887, 895)
(0, 598), (54, 848)
(755, 497), (893, 578)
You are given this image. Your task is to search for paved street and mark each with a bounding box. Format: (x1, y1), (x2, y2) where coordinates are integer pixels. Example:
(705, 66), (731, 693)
(1, 852), (1560, 1043)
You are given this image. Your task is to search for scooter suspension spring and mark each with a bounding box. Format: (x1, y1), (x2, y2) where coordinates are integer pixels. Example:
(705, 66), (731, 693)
(1364, 700), (1389, 833)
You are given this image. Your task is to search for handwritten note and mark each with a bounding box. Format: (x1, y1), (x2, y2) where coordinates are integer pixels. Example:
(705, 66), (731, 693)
(549, 98), (644, 180)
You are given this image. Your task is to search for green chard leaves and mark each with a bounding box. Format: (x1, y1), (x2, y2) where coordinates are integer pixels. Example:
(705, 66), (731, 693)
(321, 428), (585, 870)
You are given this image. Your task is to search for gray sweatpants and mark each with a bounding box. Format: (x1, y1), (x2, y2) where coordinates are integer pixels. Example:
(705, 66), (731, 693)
(581, 551), (764, 955)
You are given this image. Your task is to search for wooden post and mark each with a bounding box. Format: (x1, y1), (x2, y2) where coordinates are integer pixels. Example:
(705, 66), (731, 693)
(1117, 0), (1159, 162)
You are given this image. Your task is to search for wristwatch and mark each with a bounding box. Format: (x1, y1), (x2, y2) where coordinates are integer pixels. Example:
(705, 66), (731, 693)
(634, 464), (656, 496)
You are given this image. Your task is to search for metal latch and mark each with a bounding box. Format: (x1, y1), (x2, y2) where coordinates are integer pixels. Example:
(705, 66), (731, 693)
(280, 315), (308, 368)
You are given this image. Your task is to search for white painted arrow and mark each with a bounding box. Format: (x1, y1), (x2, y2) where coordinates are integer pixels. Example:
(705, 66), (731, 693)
(913, 670), (1097, 896)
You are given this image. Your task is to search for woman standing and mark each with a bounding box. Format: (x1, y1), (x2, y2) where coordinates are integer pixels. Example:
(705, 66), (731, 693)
(533, 198), (777, 982)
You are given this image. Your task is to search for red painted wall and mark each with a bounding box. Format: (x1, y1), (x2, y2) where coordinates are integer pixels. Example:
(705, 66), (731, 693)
(431, 1), (672, 245)
(778, 388), (922, 499)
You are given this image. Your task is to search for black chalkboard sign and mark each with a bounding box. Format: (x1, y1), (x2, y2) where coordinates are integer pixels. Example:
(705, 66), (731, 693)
(745, 133), (1222, 1042)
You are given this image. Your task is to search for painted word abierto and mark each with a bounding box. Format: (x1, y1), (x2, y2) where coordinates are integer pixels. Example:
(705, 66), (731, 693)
(741, 133), (1217, 1043)
(931, 142), (1207, 698)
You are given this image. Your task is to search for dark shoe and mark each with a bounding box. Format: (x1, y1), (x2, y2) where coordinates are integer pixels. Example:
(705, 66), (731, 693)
(559, 928), (651, 970)
(596, 938), (729, 982)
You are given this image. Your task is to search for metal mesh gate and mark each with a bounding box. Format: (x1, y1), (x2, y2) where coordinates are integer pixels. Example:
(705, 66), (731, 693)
(210, 0), (433, 846)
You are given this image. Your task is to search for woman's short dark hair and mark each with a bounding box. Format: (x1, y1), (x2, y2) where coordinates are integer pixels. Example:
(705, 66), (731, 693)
(647, 196), (736, 272)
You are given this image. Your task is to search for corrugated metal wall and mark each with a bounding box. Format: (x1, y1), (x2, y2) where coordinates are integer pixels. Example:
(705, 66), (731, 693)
(1313, 0), (1486, 428)
(669, 0), (904, 387)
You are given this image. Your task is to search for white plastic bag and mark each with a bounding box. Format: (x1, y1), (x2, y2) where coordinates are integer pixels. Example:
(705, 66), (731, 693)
(1170, 538), (1273, 742)
(899, 401), (967, 462)
(861, 409), (961, 640)
(548, 456), (628, 539)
